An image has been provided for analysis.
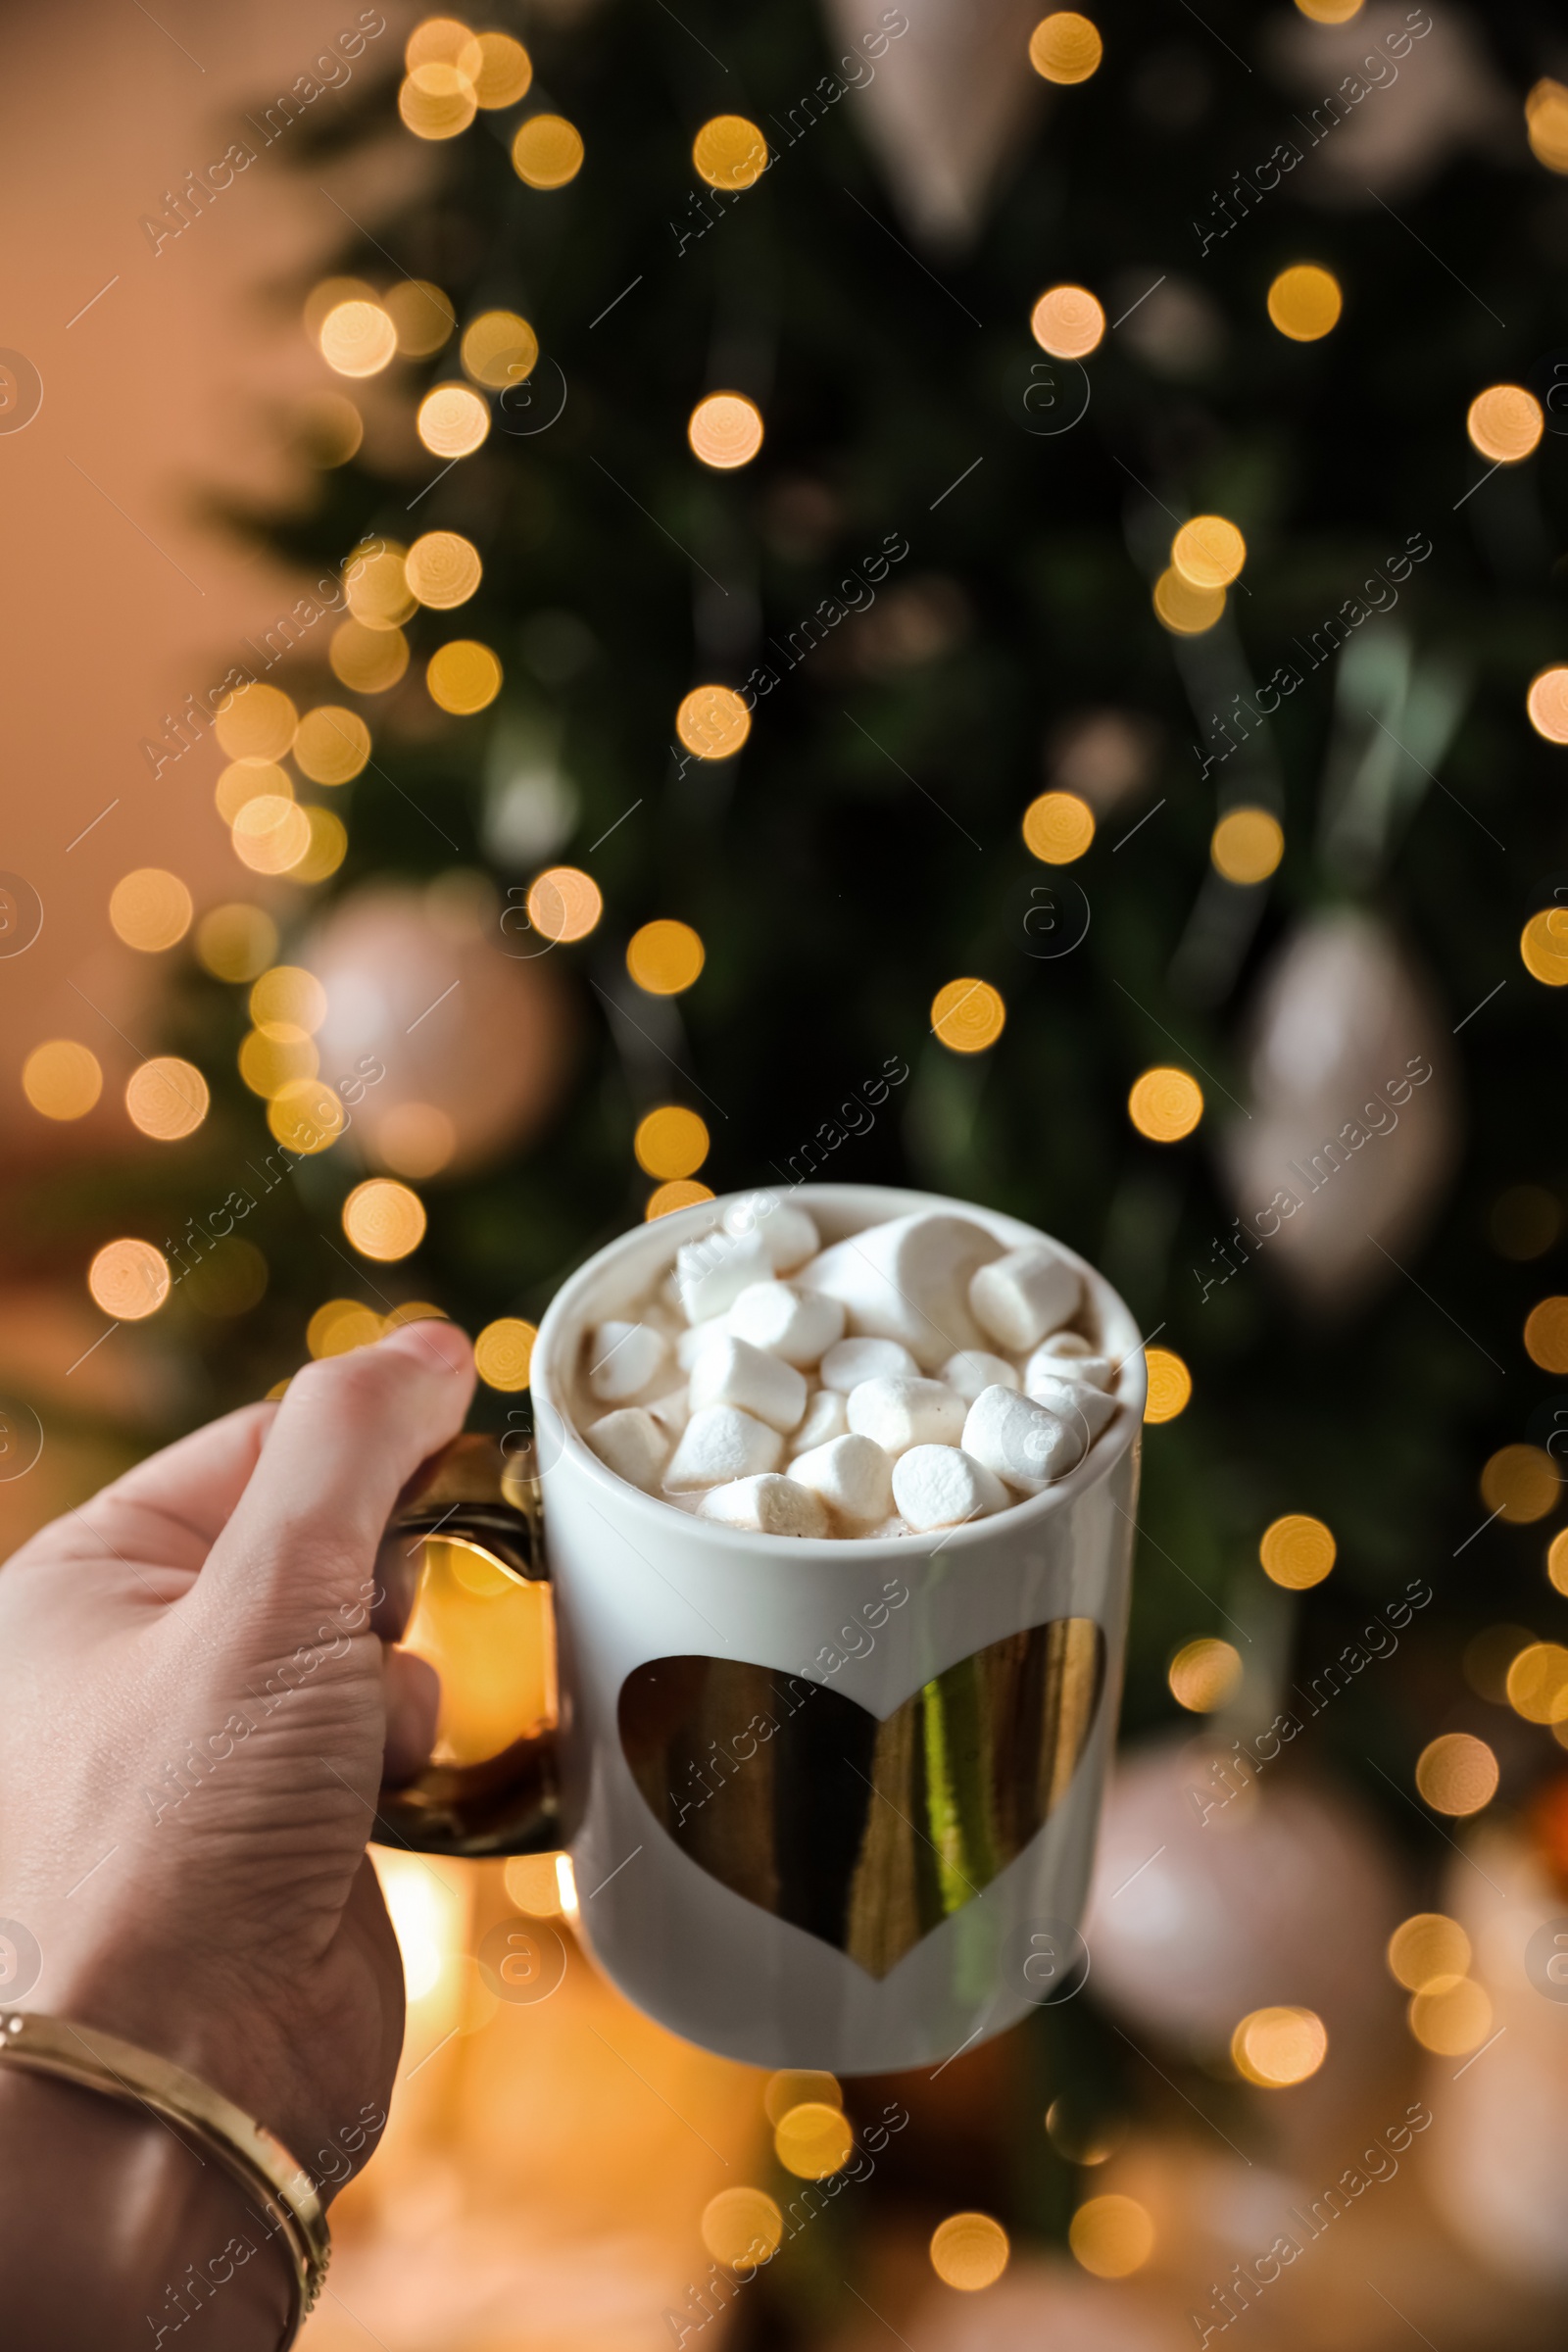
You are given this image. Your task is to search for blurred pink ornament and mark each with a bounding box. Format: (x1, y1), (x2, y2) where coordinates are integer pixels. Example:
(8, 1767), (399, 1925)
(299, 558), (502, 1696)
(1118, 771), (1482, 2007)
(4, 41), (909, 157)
(1223, 909), (1457, 1315)
(305, 876), (574, 1178)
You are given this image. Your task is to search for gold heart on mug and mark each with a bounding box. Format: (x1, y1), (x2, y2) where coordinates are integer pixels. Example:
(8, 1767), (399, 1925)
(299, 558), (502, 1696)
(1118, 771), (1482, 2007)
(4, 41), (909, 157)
(617, 1619), (1104, 1979)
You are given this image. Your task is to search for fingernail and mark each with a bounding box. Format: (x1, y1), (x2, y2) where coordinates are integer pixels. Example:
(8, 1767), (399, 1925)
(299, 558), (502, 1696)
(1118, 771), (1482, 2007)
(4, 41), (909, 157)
(382, 1318), (472, 1374)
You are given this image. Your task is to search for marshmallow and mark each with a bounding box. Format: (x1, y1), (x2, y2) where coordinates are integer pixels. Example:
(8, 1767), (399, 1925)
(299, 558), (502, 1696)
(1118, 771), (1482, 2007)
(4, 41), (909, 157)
(676, 1228), (773, 1323)
(1026, 1332), (1117, 1394)
(800, 1212), (1002, 1370)
(847, 1376), (966, 1454)
(869, 1516), (911, 1540)
(585, 1319), (669, 1403)
(892, 1445), (1008, 1532)
(1026, 1373), (1117, 1450)
(697, 1473), (828, 1538)
(791, 1434), (895, 1525)
(664, 1404), (784, 1490)
(675, 1317), (735, 1374)
(586, 1406), (670, 1493)
(646, 1385), (691, 1438)
(722, 1192), (820, 1273)
(819, 1336), (921, 1393)
(961, 1384), (1083, 1490)
(968, 1245), (1081, 1354)
(688, 1335), (807, 1433)
(790, 1387), (848, 1452)
(728, 1281), (846, 1367)
(941, 1348), (1022, 1403)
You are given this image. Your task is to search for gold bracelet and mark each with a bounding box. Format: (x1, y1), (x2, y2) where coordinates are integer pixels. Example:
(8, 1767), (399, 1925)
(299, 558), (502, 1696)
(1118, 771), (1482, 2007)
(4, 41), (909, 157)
(0, 2007), (329, 2347)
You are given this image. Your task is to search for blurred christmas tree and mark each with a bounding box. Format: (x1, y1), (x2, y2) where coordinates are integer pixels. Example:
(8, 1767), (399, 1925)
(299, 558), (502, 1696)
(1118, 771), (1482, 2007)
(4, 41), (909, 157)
(26, 0), (1568, 2326)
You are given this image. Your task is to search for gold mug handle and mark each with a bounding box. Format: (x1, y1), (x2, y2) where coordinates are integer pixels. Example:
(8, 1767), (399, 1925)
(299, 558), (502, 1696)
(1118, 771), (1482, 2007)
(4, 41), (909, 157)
(369, 1433), (563, 1858)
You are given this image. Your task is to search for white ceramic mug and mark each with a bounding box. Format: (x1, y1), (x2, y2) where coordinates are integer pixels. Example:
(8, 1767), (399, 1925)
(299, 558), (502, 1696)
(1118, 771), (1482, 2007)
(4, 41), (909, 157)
(377, 1185), (1146, 2074)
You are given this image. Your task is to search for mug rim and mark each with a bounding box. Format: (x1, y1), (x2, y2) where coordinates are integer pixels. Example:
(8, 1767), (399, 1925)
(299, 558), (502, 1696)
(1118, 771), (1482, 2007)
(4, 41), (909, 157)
(531, 1183), (1149, 1561)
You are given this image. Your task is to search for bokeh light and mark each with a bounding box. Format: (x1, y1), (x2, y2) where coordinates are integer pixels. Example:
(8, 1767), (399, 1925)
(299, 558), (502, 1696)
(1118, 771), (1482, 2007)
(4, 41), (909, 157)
(1387, 1913), (1470, 1993)
(125, 1058), (208, 1143)
(406, 532), (482, 609)
(1409, 1975), (1492, 2056)
(109, 867), (192, 953)
(427, 641), (503, 714)
(406, 17), (482, 72)
(1520, 907), (1568, 986)
(1525, 1296), (1568, 1372)
(1526, 667), (1568, 744)
(307, 1298), (383, 1358)
(1028, 13), (1102, 82)
(1259, 1514), (1336, 1589)
(512, 114), (584, 188)
(1505, 1642), (1568, 1724)
(461, 310), (538, 389)
(1231, 2005), (1327, 2086)
(294, 706), (371, 785)
(231, 796), (313, 876)
(319, 298), (398, 375)
(384, 279), (456, 358)
(1267, 265), (1343, 341)
(267, 1078), (346, 1155)
(527, 867), (603, 945)
(88, 1239), (170, 1321)
(1068, 2195), (1153, 2278)
(239, 1029), (318, 1099)
(1526, 79), (1568, 175)
(688, 393), (764, 469)
(675, 685), (751, 760)
(1415, 1733), (1498, 1816)
(1296, 0), (1363, 18)
(1467, 384), (1544, 464)
(329, 620), (410, 696)
(647, 1180), (715, 1219)
(1144, 1348), (1191, 1423)
(417, 383), (491, 459)
(693, 115), (768, 191)
(505, 1854), (564, 1915)
(1548, 1530), (1568, 1596)
(773, 2102), (853, 2180)
(345, 541), (415, 631)
(627, 919), (706, 996)
(929, 2212), (1010, 2290)
(1168, 1638), (1242, 1713)
(1210, 808), (1284, 885)
(1023, 791), (1095, 863)
(634, 1105), (710, 1179)
(702, 2187), (784, 2274)
(216, 760), (292, 827)
(1030, 285), (1104, 359)
(474, 1317), (537, 1391)
(295, 391), (363, 467)
(762, 2072), (842, 2125)
(1480, 1443), (1557, 1523)
(23, 1040), (102, 1120)
(216, 682), (298, 762)
(399, 62), (477, 141)
(930, 978), (1006, 1054)
(375, 1102), (457, 1179)
(1128, 1066), (1203, 1141)
(472, 30), (532, 108)
(305, 275), (373, 342)
(1172, 515), (1247, 588)
(1152, 567), (1225, 634)
(250, 965), (327, 1039)
(343, 1179), (427, 1262)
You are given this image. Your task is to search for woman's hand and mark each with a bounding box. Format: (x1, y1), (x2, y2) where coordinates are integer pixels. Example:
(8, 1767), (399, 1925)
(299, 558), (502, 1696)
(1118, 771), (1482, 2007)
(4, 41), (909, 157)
(0, 1319), (473, 2340)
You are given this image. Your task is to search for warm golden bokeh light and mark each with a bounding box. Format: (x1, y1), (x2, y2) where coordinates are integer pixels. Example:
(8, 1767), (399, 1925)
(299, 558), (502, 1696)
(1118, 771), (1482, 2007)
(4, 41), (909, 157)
(307, 1298), (383, 1358)
(1152, 566), (1225, 634)
(702, 2187), (784, 2275)
(1028, 13), (1102, 82)
(109, 867), (192, 953)
(406, 532), (483, 609)
(1548, 1529), (1568, 1597)
(417, 383), (491, 459)
(1069, 2195), (1153, 2279)
(504, 1853), (564, 1915)
(251, 965), (327, 1040)
(1387, 1913), (1470, 1993)
(929, 2212), (1010, 2291)
(427, 640), (503, 714)
(526, 866), (603, 945)
(1526, 666), (1568, 745)
(1526, 79), (1568, 174)
(216, 682), (298, 762)
(1481, 1443), (1558, 1524)
(1505, 1642), (1568, 1724)
(319, 298), (399, 375)
(1267, 265), (1343, 341)
(774, 2102), (854, 2180)
(627, 919), (707, 996)
(343, 1178), (427, 1262)
(231, 796), (313, 876)
(345, 541), (416, 631)
(216, 761), (292, 827)
(296, 391), (364, 467)
(295, 808), (350, 890)
(762, 2072), (842, 2126)
(693, 115), (768, 190)
(474, 1317), (537, 1392)
(1144, 1348), (1191, 1423)
(238, 1029), (318, 1100)
(688, 392), (764, 470)
(400, 62), (478, 141)
(1259, 1514), (1336, 1590)
(1467, 384), (1544, 464)
(1211, 808), (1285, 885)
(294, 706), (371, 785)
(1415, 1732), (1498, 1816)
(1296, 0), (1364, 18)
(305, 275), (373, 342)
(405, 17), (480, 72)
(1409, 1975), (1493, 2056)
(930, 977), (1006, 1054)
(1168, 1637), (1242, 1713)
(675, 684), (752, 760)
(329, 620), (411, 697)
(1525, 1296), (1568, 1373)
(461, 309), (538, 390)
(384, 278), (457, 358)
(1030, 284), (1105, 359)
(1520, 907), (1568, 987)
(1023, 791), (1095, 863)
(1231, 2005), (1327, 2087)
(267, 1078), (346, 1155)
(125, 1057), (208, 1143)
(634, 1105), (710, 1180)
(1172, 515), (1247, 589)
(1128, 1065), (1203, 1141)
(512, 113), (584, 188)
(647, 1180), (715, 1219)
(23, 1040), (102, 1121)
(88, 1239), (171, 1321)
(376, 1102), (458, 1178)
(472, 29), (531, 107)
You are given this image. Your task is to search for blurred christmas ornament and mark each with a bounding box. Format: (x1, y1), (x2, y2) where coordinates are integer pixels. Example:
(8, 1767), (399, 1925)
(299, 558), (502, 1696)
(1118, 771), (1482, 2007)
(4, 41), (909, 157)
(1046, 710), (1163, 815)
(823, 0), (1043, 248)
(1265, 3), (1514, 204)
(1223, 908), (1458, 1314)
(1084, 1737), (1404, 2054)
(306, 875), (574, 1178)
